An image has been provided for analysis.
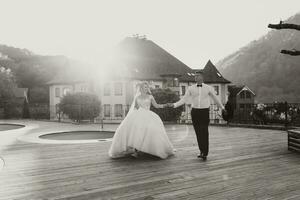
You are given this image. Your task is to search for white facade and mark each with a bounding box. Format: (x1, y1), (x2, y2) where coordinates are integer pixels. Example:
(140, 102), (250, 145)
(49, 79), (229, 124)
(49, 82), (90, 119)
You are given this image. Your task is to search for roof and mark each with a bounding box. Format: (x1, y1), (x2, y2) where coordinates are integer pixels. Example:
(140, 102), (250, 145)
(107, 37), (195, 82)
(47, 38), (232, 85)
(237, 86), (255, 96)
(194, 60), (231, 84)
(228, 85), (244, 97)
(228, 85), (255, 97)
(47, 70), (89, 85)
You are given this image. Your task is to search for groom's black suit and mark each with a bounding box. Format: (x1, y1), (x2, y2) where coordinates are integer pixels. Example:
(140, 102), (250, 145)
(191, 108), (210, 156)
(173, 83), (224, 158)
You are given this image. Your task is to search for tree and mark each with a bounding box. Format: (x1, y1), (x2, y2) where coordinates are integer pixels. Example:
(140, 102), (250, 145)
(0, 67), (15, 106)
(150, 88), (183, 122)
(268, 21), (300, 56)
(59, 92), (101, 123)
(22, 99), (30, 119)
(0, 67), (20, 118)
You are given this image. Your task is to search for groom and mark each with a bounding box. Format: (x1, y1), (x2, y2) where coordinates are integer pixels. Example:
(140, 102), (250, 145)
(168, 71), (225, 161)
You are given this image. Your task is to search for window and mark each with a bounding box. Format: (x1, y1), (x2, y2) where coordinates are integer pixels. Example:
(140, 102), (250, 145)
(155, 85), (160, 89)
(104, 104), (111, 117)
(81, 85), (88, 92)
(173, 78), (179, 87)
(55, 88), (60, 97)
(245, 104), (252, 109)
(213, 86), (219, 95)
(240, 104), (245, 109)
(114, 82), (123, 96)
(104, 83), (111, 96)
(240, 91), (245, 99)
(63, 87), (71, 96)
(165, 77), (179, 87)
(246, 91), (251, 99)
(114, 104), (123, 117)
(181, 86), (186, 95)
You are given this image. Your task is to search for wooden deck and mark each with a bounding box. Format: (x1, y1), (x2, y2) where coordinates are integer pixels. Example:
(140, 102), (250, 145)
(0, 121), (299, 200)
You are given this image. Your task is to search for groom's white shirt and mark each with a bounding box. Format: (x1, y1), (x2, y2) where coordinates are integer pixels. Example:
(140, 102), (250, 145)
(174, 83), (224, 109)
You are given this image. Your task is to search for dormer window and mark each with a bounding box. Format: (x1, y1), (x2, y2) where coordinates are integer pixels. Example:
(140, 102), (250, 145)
(246, 91), (251, 99)
(114, 82), (123, 96)
(240, 91), (245, 99)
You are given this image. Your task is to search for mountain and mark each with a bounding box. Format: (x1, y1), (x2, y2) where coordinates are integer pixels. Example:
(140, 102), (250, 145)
(217, 13), (300, 103)
(0, 44), (84, 87)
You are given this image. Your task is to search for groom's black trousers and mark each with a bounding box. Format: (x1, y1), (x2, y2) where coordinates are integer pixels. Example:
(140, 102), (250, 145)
(191, 108), (210, 156)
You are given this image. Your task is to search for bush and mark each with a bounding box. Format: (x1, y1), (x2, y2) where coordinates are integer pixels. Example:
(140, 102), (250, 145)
(29, 103), (50, 119)
(150, 88), (183, 122)
(59, 92), (101, 122)
(29, 86), (49, 103)
(251, 103), (267, 124)
(3, 99), (23, 119)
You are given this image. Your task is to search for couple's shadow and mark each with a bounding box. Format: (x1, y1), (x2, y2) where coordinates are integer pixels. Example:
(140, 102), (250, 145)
(110, 152), (168, 163)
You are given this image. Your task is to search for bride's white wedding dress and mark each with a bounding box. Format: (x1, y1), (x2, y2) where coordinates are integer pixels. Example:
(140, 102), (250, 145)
(108, 95), (175, 159)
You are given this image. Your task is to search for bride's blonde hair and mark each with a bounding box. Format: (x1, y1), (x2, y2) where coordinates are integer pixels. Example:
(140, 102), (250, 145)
(136, 81), (152, 95)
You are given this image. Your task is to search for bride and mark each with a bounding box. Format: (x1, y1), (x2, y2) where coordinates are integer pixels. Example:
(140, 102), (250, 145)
(108, 81), (175, 159)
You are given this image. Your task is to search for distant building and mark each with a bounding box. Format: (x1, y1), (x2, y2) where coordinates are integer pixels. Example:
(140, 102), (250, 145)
(228, 85), (255, 110)
(47, 37), (231, 123)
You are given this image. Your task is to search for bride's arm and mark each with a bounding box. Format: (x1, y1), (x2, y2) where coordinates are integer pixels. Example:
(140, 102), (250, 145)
(150, 95), (165, 109)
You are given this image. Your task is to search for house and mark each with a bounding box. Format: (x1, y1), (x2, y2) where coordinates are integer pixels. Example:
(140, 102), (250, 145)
(228, 85), (256, 110)
(47, 67), (94, 120)
(47, 36), (231, 123)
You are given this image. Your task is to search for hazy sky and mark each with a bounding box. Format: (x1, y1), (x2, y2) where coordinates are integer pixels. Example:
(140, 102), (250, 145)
(0, 0), (300, 68)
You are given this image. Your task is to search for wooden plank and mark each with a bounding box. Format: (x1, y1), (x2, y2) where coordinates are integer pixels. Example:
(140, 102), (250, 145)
(0, 121), (299, 200)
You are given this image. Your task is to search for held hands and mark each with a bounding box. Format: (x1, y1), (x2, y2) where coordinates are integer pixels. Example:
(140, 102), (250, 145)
(161, 103), (174, 108)
(164, 103), (174, 108)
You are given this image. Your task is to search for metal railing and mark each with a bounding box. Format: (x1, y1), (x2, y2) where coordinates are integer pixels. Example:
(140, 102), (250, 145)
(228, 102), (300, 127)
(2, 102), (300, 128)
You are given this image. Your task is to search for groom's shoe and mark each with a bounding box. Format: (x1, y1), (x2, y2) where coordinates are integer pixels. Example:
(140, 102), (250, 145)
(197, 153), (207, 161)
(201, 156), (207, 161)
(197, 152), (204, 158)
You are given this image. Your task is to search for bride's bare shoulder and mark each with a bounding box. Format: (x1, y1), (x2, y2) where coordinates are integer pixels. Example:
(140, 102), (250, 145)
(148, 94), (154, 99)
